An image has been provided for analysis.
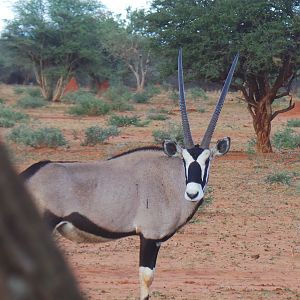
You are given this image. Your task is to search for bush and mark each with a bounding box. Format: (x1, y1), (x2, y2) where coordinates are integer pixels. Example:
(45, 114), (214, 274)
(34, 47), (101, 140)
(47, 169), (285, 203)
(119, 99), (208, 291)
(27, 87), (42, 97)
(132, 91), (152, 103)
(13, 87), (26, 94)
(169, 90), (179, 103)
(152, 122), (184, 144)
(246, 138), (256, 154)
(8, 126), (67, 148)
(16, 96), (46, 109)
(108, 115), (141, 127)
(188, 87), (209, 101)
(0, 104), (28, 122)
(110, 100), (134, 112)
(144, 85), (161, 97)
(265, 172), (294, 185)
(0, 118), (15, 128)
(272, 127), (300, 150)
(287, 119), (300, 127)
(103, 85), (132, 102)
(63, 90), (96, 104)
(82, 125), (119, 146)
(69, 96), (111, 116)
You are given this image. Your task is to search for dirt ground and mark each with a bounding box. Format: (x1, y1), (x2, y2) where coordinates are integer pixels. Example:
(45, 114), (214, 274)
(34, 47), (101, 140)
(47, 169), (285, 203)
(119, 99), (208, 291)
(0, 84), (300, 299)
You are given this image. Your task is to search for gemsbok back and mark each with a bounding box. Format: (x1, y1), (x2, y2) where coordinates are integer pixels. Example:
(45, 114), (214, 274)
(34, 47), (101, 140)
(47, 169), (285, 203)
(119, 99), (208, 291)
(21, 49), (238, 300)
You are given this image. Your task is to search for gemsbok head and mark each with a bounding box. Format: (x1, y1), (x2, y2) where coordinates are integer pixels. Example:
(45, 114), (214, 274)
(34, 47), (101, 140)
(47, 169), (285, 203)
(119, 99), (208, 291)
(21, 49), (238, 300)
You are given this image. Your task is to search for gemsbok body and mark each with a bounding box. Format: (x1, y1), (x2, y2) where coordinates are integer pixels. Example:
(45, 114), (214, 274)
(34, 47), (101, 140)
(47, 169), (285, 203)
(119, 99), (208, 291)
(21, 49), (238, 300)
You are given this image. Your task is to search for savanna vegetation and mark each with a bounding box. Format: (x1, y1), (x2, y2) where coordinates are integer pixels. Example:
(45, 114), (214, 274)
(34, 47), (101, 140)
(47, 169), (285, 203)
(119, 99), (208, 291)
(0, 2), (299, 298)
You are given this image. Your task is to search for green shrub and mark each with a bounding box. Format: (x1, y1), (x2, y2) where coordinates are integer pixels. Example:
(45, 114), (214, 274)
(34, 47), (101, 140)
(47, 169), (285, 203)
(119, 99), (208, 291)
(16, 96), (46, 109)
(103, 85), (132, 102)
(188, 87), (208, 101)
(0, 98), (5, 104)
(144, 85), (161, 97)
(272, 127), (300, 150)
(170, 90), (179, 103)
(287, 119), (300, 127)
(13, 87), (26, 94)
(27, 87), (41, 97)
(69, 97), (111, 116)
(0, 105), (28, 122)
(63, 90), (96, 104)
(8, 126), (67, 148)
(198, 108), (206, 113)
(82, 125), (119, 146)
(152, 122), (184, 144)
(0, 118), (15, 128)
(246, 138), (256, 154)
(132, 91), (152, 103)
(110, 100), (134, 112)
(265, 172), (293, 185)
(108, 115), (141, 127)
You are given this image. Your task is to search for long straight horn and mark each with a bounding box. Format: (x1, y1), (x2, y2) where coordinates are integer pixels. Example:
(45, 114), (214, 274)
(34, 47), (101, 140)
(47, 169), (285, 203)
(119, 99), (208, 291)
(178, 48), (194, 149)
(200, 53), (239, 148)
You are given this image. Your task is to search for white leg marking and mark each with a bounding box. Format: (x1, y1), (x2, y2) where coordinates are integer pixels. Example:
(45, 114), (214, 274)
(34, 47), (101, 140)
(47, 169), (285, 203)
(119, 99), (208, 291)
(139, 266), (154, 300)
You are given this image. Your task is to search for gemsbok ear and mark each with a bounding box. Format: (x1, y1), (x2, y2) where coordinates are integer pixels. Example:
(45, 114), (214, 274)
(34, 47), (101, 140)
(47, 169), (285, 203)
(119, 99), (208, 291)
(211, 137), (231, 157)
(163, 140), (182, 157)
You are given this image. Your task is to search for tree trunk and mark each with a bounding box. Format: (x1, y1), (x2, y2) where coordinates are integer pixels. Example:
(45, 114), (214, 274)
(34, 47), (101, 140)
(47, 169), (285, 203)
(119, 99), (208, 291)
(0, 143), (84, 300)
(250, 96), (273, 153)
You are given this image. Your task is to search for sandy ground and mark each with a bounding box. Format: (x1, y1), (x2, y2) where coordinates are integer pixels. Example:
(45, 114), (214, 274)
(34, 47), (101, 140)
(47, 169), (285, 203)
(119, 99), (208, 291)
(0, 84), (300, 299)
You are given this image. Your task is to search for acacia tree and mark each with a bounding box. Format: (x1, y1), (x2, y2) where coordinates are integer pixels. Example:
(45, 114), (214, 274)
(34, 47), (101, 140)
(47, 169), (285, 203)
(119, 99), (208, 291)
(145, 0), (300, 153)
(101, 12), (151, 92)
(2, 0), (105, 101)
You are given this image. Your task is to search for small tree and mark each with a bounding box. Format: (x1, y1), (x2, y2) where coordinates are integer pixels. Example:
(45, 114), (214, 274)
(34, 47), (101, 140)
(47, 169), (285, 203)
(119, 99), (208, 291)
(2, 0), (104, 102)
(101, 12), (151, 92)
(145, 0), (300, 153)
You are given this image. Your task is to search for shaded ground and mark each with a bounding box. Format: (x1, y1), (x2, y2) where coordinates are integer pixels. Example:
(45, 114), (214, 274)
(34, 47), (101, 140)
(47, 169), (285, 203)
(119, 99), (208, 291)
(0, 84), (299, 299)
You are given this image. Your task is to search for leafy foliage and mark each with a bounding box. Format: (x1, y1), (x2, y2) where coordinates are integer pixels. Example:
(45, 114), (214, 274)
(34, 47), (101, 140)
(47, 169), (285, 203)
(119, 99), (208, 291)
(8, 126), (67, 148)
(69, 96), (111, 116)
(145, 0), (300, 152)
(287, 119), (300, 127)
(265, 172), (294, 185)
(82, 125), (119, 145)
(152, 122), (184, 144)
(103, 85), (132, 102)
(0, 104), (28, 127)
(16, 96), (46, 109)
(272, 127), (300, 150)
(108, 115), (142, 127)
(2, 0), (109, 101)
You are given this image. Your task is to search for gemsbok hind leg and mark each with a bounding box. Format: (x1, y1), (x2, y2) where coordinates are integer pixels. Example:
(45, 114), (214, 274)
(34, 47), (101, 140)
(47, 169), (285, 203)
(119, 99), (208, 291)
(139, 236), (161, 300)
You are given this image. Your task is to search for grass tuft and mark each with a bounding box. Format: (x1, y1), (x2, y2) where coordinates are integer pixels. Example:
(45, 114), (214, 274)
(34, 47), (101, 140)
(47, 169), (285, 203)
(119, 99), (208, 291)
(287, 119), (300, 127)
(265, 172), (294, 185)
(82, 126), (119, 146)
(69, 96), (111, 116)
(8, 126), (67, 148)
(152, 122), (184, 144)
(16, 96), (46, 109)
(272, 127), (300, 150)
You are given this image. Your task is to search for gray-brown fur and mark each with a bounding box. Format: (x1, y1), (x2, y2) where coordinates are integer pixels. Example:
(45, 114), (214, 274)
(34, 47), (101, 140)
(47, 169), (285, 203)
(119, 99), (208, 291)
(24, 149), (196, 241)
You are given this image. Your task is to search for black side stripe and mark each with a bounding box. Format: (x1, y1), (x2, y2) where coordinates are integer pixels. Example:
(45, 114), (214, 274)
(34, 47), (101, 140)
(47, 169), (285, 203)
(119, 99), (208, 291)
(63, 212), (137, 239)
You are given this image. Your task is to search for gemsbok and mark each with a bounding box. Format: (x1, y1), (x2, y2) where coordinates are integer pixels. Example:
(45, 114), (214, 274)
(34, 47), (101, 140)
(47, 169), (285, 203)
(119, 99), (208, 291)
(21, 49), (238, 300)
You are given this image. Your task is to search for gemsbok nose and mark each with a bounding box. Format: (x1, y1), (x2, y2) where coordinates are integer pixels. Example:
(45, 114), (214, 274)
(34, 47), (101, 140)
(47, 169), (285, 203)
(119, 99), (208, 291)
(186, 191), (199, 200)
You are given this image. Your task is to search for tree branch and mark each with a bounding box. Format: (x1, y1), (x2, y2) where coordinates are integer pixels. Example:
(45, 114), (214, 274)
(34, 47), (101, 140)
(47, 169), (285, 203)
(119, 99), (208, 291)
(271, 96), (295, 121)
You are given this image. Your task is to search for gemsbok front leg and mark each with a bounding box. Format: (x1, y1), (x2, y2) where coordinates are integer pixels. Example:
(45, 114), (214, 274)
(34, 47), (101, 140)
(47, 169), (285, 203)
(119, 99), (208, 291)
(139, 236), (161, 300)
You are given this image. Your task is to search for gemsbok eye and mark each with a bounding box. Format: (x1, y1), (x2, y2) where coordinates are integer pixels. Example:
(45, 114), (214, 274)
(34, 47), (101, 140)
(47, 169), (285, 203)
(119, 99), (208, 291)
(21, 48), (238, 300)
